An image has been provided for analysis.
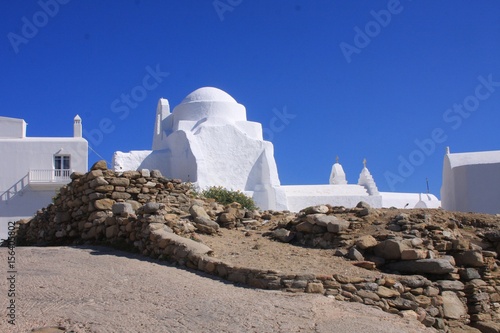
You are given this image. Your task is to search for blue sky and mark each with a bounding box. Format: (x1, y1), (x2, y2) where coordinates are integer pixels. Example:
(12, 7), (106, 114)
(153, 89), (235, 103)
(1, 1), (499, 197)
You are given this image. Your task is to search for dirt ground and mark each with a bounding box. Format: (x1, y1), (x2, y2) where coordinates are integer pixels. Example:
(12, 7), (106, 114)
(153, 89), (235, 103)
(0, 246), (435, 333)
(197, 228), (382, 277)
(196, 207), (500, 278)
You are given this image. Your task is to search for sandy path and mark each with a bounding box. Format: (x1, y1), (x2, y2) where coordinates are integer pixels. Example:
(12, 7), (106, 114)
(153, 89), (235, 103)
(0, 246), (435, 333)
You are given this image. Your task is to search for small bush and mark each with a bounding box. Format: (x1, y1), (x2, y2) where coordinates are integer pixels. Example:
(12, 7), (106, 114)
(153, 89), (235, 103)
(201, 186), (258, 211)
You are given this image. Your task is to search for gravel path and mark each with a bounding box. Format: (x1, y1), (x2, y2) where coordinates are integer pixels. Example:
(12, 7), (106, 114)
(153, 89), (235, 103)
(0, 246), (435, 333)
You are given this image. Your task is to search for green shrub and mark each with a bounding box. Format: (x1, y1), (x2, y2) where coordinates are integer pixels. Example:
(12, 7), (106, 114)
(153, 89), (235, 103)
(201, 186), (258, 211)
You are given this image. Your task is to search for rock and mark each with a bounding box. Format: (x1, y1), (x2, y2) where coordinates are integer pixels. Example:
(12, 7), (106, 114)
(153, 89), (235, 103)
(150, 227), (213, 256)
(193, 217), (219, 234)
(376, 286), (400, 298)
(151, 169), (163, 178)
(454, 250), (485, 267)
(357, 289), (380, 301)
(472, 321), (500, 333)
(94, 198), (115, 210)
(437, 280), (465, 291)
(111, 192), (132, 200)
(219, 212), (236, 223)
(91, 160), (107, 170)
(388, 297), (418, 310)
(452, 238), (471, 251)
(305, 282), (324, 294)
(112, 202), (134, 216)
(352, 261), (377, 270)
(140, 169), (151, 177)
(484, 230), (500, 243)
(334, 248), (348, 257)
(374, 239), (409, 260)
(296, 221), (314, 233)
(400, 249), (428, 260)
(109, 177), (130, 186)
(304, 205), (329, 214)
(106, 225), (119, 238)
(399, 276), (431, 288)
(460, 268), (481, 281)
(410, 238), (423, 247)
(189, 204), (210, 220)
(354, 202), (371, 217)
(347, 247), (364, 261)
(385, 259), (455, 275)
(271, 228), (294, 243)
(355, 235), (378, 250)
(442, 291), (467, 320)
(143, 202), (162, 214)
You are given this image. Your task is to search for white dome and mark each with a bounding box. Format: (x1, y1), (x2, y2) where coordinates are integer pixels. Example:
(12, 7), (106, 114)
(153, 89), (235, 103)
(181, 87), (237, 104)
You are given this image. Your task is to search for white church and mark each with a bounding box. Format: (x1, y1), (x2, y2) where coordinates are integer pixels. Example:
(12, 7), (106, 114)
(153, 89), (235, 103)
(0, 116), (88, 239)
(2, 87), (499, 239)
(113, 87), (441, 211)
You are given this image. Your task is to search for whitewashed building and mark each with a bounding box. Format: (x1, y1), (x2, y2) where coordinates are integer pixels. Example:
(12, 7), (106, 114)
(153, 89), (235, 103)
(113, 87), (440, 211)
(0, 115), (88, 239)
(441, 147), (500, 214)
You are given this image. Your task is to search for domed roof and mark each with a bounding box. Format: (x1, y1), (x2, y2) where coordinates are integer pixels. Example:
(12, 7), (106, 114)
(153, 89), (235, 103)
(181, 87), (237, 104)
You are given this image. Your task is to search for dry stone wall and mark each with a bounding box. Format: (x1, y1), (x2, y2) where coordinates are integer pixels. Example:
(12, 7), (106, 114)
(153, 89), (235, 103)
(15, 161), (500, 333)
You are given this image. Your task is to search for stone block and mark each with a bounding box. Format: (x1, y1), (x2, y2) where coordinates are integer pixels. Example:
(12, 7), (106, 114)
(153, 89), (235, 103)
(442, 291), (467, 320)
(94, 198), (115, 210)
(385, 259), (455, 275)
(454, 250), (485, 268)
(374, 239), (409, 260)
(400, 249), (428, 260)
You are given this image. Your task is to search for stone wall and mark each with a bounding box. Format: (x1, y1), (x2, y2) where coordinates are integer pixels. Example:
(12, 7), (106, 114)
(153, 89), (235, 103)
(15, 162), (500, 333)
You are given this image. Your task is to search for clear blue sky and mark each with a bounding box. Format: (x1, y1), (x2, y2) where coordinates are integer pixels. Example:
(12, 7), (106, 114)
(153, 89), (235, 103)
(1, 1), (500, 197)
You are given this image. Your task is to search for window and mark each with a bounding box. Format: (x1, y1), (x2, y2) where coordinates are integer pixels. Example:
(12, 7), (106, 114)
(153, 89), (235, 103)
(54, 155), (70, 177)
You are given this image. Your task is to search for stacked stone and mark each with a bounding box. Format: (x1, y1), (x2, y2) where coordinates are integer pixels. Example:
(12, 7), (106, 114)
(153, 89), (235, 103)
(18, 161), (195, 245)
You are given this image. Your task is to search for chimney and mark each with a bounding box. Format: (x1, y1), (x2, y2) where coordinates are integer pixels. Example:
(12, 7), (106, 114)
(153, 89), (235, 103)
(73, 115), (82, 138)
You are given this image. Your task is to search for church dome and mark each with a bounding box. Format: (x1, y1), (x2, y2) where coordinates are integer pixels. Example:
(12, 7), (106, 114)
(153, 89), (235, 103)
(181, 87), (237, 104)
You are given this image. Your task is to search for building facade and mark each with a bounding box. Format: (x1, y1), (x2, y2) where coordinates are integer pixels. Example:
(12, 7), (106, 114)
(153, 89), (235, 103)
(0, 115), (88, 239)
(441, 147), (500, 214)
(113, 87), (440, 211)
